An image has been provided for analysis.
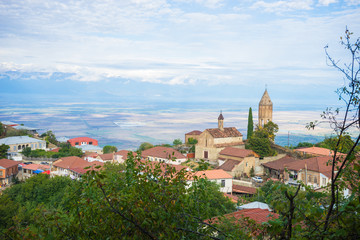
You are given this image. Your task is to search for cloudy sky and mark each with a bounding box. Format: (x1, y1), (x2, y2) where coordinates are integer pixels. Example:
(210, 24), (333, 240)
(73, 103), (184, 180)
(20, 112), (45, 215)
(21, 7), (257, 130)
(1, 0), (360, 108)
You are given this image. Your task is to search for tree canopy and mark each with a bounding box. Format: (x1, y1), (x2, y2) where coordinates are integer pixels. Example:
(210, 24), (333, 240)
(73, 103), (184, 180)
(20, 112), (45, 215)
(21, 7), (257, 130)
(138, 142), (154, 151)
(247, 107), (254, 139)
(103, 145), (118, 154)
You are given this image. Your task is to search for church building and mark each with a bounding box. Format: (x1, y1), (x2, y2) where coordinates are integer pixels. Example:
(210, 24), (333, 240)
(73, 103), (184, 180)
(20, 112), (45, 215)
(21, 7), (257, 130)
(195, 113), (244, 162)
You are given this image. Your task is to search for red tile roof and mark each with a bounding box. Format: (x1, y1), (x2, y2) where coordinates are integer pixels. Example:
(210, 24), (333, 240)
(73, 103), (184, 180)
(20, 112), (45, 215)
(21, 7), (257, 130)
(22, 164), (50, 171)
(70, 161), (104, 175)
(217, 159), (241, 171)
(0, 159), (18, 168)
(50, 148), (60, 152)
(185, 130), (202, 135)
(219, 147), (257, 158)
(53, 156), (92, 169)
(284, 156), (337, 178)
(141, 146), (186, 160)
(98, 153), (114, 161)
(191, 169), (233, 180)
(224, 193), (239, 203)
(294, 146), (346, 157)
(232, 185), (257, 194)
(115, 150), (138, 158)
(67, 137), (98, 146)
(262, 155), (298, 171)
(206, 127), (243, 138)
(208, 208), (278, 225)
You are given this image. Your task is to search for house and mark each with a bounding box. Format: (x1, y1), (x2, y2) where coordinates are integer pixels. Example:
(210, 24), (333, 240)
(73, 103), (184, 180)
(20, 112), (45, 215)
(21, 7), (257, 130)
(96, 153), (115, 162)
(195, 113), (244, 162)
(21, 163), (50, 180)
(294, 146), (346, 158)
(0, 136), (46, 159)
(0, 158), (19, 185)
(141, 146), (187, 165)
(68, 137), (98, 147)
(52, 156), (103, 177)
(188, 169), (233, 193)
(217, 147), (258, 177)
(283, 156), (336, 188)
(262, 155), (298, 181)
(114, 150), (138, 163)
(185, 130), (202, 143)
(75, 144), (103, 154)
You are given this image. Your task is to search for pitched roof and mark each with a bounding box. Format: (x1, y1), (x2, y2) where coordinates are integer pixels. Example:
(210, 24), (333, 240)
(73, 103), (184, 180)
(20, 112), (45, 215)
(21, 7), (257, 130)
(224, 193), (239, 203)
(191, 169), (233, 180)
(294, 146), (346, 157)
(0, 136), (45, 145)
(22, 164), (50, 171)
(206, 127), (243, 138)
(70, 161), (104, 175)
(208, 208), (278, 225)
(232, 185), (257, 194)
(218, 113), (224, 120)
(0, 159), (18, 168)
(259, 89), (272, 106)
(219, 147), (257, 158)
(98, 153), (114, 161)
(68, 137), (98, 143)
(217, 159), (241, 171)
(262, 155), (298, 171)
(284, 156), (336, 178)
(141, 146), (186, 160)
(185, 130), (202, 135)
(53, 156), (91, 169)
(115, 150), (138, 158)
(214, 142), (245, 148)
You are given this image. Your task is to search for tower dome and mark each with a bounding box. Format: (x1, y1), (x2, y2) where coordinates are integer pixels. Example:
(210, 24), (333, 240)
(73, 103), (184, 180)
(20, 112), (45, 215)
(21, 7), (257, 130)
(258, 89), (273, 127)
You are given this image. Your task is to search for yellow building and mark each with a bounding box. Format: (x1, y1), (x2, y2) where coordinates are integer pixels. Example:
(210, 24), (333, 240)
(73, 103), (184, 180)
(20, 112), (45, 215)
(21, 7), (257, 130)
(195, 113), (244, 162)
(258, 89), (273, 127)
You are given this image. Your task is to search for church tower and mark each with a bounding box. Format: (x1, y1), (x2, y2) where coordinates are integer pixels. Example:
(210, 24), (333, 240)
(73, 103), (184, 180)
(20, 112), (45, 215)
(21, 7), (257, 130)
(258, 89), (273, 127)
(218, 111), (224, 131)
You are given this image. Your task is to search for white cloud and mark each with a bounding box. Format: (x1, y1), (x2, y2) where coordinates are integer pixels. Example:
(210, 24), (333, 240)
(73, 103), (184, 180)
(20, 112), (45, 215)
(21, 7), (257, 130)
(318, 0), (337, 6)
(345, 0), (360, 5)
(251, 0), (314, 13)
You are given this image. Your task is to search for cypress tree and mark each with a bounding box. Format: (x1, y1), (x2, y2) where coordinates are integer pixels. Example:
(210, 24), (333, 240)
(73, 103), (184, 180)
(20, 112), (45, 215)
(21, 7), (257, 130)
(247, 107), (254, 139)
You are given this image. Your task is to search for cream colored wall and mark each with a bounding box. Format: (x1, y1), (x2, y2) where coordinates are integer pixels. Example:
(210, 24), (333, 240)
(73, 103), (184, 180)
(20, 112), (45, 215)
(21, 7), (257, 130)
(213, 136), (243, 145)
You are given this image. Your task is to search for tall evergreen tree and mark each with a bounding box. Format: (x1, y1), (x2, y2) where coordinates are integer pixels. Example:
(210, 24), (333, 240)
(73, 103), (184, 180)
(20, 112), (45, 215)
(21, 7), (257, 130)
(247, 107), (254, 139)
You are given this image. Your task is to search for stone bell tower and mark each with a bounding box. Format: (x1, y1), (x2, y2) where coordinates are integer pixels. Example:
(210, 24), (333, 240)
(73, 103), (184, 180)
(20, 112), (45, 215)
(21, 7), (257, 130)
(258, 89), (273, 127)
(218, 111), (224, 131)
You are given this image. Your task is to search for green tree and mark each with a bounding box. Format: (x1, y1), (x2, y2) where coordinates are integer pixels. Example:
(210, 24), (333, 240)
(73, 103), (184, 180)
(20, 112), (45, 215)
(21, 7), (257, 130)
(246, 136), (275, 157)
(0, 122), (4, 136)
(21, 146), (32, 157)
(103, 145), (118, 154)
(187, 137), (198, 145)
(0, 144), (9, 158)
(138, 142), (154, 151)
(247, 107), (254, 139)
(173, 138), (182, 146)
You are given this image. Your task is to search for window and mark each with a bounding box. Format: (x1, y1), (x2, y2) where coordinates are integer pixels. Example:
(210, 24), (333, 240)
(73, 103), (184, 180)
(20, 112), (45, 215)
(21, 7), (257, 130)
(221, 180), (225, 187)
(13, 146), (16, 151)
(308, 175), (312, 183)
(314, 176), (317, 184)
(204, 151), (208, 159)
(0, 171), (3, 176)
(322, 178), (327, 185)
(75, 142), (79, 145)
(18, 145), (21, 150)
(89, 142), (93, 145)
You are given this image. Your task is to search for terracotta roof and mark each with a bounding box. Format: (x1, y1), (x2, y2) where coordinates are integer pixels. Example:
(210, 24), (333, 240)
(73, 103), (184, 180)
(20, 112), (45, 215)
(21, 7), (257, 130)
(115, 150), (138, 158)
(262, 155), (298, 171)
(191, 169), (233, 180)
(294, 146), (346, 157)
(217, 159), (241, 171)
(98, 153), (114, 161)
(284, 156), (337, 178)
(70, 161), (104, 175)
(53, 156), (92, 169)
(185, 130), (202, 135)
(141, 146), (186, 160)
(218, 113), (224, 120)
(208, 208), (278, 225)
(224, 193), (239, 203)
(206, 127), (243, 138)
(0, 159), (18, 168)
(219, 147), (257, 158)
(84, 152), (99, 158)
(50, 148), (60, 152)
(214, 142), (245, 148)
(232, 185), (257, 194)
(22, 164), (50, 171)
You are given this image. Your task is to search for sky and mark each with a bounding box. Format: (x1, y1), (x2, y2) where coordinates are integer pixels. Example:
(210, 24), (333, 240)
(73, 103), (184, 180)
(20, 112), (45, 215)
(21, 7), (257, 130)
(1, 0), (360, 108)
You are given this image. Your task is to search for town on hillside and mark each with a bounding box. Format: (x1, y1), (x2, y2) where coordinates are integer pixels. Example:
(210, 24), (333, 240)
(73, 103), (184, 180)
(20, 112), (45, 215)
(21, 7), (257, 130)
(0, 89), (359, 238)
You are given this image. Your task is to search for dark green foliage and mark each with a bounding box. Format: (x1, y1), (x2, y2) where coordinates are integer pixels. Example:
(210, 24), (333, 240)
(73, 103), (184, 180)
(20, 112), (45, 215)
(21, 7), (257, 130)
(21, 146), (32, 157)
(247, 107), (254, 139)
(0, 122), (3, 136)
(42, 130), (59, 146)
(249, 166), (255, 177)
(246, 136), (275, 157)
(103, 145), (118, 153)
(187, 137), (198, 145)
(294, 142), (314, 149)
(0, 144), (9, 158)
(173, 138), (182, 146)
(138, 142), (154, 151)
